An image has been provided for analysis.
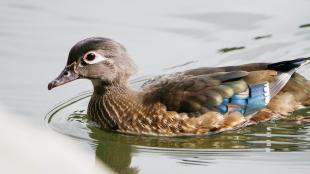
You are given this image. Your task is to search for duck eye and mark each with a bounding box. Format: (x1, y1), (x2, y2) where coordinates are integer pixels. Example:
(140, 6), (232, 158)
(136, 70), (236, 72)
(85, 53), (96, 61)
(81, 51), (107, 65)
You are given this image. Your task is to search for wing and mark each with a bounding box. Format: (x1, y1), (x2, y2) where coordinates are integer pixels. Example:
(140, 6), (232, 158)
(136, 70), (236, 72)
(142, 70), (267, 116)
(142, 58), (308, 117)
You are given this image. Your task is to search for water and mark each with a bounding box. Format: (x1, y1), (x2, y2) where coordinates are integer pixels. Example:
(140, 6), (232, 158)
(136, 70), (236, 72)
(1, 0), (310, 173)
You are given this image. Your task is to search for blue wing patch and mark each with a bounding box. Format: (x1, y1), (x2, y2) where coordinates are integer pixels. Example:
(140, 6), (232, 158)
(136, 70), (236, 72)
(217, 82), (270, 115)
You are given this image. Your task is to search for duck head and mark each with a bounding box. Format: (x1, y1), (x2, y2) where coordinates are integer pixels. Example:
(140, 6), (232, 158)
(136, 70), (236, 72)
(48, 37), (137, 90)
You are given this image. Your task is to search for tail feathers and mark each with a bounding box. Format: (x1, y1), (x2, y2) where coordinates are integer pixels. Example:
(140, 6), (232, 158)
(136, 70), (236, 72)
(268, 57), (310, 98)
(269, 69), (295, 98)
(267, 57), (310, 72)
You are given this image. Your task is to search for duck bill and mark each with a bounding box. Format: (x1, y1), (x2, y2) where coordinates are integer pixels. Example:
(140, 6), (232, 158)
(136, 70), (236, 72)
(48, 65), (79, 90)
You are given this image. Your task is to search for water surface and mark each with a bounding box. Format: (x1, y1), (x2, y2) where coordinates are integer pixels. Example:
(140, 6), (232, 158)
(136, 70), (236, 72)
(1, 0), (310, 173)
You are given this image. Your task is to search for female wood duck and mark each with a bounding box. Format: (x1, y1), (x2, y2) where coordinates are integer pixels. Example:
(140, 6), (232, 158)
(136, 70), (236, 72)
(48, 37), (310, 136)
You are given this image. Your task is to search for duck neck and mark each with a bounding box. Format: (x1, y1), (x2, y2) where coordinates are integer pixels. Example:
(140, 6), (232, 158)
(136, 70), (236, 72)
(92, 79), (125, 95)
(88, 80), (144, 129)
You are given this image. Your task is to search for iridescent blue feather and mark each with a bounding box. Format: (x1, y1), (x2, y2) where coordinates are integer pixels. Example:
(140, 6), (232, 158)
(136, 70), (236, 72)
(217, 83), (270, 115)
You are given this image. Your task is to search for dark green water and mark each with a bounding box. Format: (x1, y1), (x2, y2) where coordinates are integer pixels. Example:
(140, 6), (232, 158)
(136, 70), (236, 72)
(1, 0), (310, 173)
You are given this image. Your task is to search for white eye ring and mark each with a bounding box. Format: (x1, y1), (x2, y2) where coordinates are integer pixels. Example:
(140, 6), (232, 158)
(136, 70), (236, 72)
(83, 51), (107, 65)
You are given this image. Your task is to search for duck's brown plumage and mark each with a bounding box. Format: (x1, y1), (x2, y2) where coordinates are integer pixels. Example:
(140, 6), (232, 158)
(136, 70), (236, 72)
(48, 37), (310, 136)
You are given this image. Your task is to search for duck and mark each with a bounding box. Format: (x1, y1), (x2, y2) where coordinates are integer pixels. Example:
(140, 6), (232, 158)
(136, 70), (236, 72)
(48, 37), (310, 136)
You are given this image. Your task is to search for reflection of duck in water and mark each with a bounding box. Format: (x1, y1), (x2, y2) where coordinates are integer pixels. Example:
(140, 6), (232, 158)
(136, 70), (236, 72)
(48, 37), (310, 136)
(90, 128), (139, 174)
